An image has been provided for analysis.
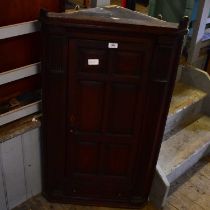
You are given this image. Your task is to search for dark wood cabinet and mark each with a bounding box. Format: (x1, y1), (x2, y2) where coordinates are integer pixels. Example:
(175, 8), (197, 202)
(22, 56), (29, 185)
(40, 6), (188, 207)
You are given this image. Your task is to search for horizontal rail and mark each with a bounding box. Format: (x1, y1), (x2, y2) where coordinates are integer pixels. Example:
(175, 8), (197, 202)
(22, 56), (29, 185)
(0, 100), (42, 126)
(0, 63), (41, 86)
(0, 20), (40, 40)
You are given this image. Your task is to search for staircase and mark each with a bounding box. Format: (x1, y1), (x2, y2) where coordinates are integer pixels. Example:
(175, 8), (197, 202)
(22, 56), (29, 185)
(149, 65), (210, 209)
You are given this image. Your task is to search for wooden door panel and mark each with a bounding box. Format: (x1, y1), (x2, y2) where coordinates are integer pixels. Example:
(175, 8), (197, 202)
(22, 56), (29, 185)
(74, 141), (99, 174)
(67, 39), (152, 199)
(71, 141), (131, 177)
(77, 81), (105, 132)
(79, 48), (108, 74)
(107, 84), (138, 135)
(102, 144), (131, 176)
(77, 40), (108, 74)
(68, 174), (131, 199)
(114, 51), (144, 76)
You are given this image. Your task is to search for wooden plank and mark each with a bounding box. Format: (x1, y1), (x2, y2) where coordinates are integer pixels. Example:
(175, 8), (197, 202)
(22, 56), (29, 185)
(163, 203), (178, 210)
(0, 33), (40, 73)
(0, 21), (40, 40)
(0, 144), (8, 210)
(22, 128), (42, 199)
(13, 195), (156, 210)
(0, 0), (64, 26)
(1, 136), (27, 209)
(0, 74), (41, 104)
(167, 157), (210, 210)
(0, 100), (41, 127)
(177, 173), (210, 209)
(167, 193), (203, 210)
(0, 63), (40, 86)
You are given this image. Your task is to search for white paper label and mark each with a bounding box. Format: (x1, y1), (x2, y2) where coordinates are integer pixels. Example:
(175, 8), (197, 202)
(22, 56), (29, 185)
(88, 59), (99, 65)
(108, 43), (118, 48)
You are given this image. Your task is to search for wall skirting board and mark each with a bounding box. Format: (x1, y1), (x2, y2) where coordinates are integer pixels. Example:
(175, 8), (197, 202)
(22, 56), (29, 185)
(0, 115), (41, 210)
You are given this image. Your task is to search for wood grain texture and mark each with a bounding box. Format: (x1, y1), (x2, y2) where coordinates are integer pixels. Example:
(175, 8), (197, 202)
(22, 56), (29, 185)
(0, 33), (40, 73)
(13, 157), (210, 210)
(167, 156), (210, 210)
(1, 136), (27, 209)
(0, 74), (41, 103)
(13, 195), (156, 210)
(0, 0), (64, 26)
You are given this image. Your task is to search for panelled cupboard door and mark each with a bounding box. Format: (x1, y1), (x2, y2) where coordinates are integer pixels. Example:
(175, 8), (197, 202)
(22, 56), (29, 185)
(66, 39), (153, 200)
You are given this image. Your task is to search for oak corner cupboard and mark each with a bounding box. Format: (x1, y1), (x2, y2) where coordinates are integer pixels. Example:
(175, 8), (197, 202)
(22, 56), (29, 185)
(40, 6), (188, 208)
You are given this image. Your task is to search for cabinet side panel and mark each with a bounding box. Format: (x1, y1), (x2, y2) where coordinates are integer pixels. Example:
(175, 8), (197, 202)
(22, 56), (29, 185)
(133, 36), (183, 199)
(42, 35), (67, 196)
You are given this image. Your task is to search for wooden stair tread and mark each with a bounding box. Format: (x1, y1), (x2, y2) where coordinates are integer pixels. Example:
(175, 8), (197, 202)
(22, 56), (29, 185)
(168, 82), (207, 117)
(158, 116), (210, 177)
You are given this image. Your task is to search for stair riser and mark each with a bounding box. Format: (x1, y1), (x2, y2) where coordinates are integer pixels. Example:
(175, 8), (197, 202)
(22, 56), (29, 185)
(166, 143), (210, 183)
(151, 144), (210, 209)
(164, 99), (204, 140)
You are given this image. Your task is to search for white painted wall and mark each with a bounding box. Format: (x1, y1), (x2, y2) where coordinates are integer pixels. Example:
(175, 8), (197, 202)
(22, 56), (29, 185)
(0, 127), (41, 210)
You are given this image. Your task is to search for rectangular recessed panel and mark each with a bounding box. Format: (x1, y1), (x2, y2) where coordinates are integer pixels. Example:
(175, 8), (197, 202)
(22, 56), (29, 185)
(78, 81), (105, 132)
(79, 48), (107, 73)
(103, 144), (130, 176)
(108, 84), (138, 134)
(114, 51), (143, 76)
(74, 142), (98, 174)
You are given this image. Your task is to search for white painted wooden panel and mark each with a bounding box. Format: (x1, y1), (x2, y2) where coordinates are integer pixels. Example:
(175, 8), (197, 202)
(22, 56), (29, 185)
(0, 100), (41, 126)
(0, 20), (40, 40)
(0, 145), (8, 210)
(22, 128), (42, 199)
(1, 136), (27, 209)
(0, 63), (40, 86)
